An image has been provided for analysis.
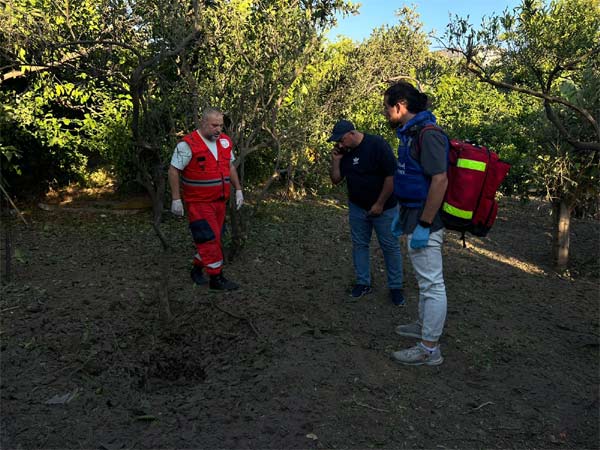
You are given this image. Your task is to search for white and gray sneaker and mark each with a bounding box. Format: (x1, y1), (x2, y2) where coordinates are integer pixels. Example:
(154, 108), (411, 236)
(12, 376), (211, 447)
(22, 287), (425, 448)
(391, 343), (443, 366)
(394, 322), (422, 339)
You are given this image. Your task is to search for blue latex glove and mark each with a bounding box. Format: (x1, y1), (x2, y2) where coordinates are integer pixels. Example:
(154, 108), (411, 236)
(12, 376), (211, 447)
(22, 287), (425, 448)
(410, 224), (430, 249)
(391, 210), (403, 237)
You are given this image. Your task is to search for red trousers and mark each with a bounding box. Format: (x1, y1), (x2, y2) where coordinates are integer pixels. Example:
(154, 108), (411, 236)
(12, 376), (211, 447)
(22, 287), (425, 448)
(186, 201), (226, 276)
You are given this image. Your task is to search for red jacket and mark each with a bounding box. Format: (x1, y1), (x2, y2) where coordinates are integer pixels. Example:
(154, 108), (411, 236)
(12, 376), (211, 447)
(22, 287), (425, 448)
(180, 131), (233, 202)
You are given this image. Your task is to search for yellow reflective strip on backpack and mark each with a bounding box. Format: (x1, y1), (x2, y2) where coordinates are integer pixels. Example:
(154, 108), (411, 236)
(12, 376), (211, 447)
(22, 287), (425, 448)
(443, 202), (473, 219)
(457, 158), (486, 171)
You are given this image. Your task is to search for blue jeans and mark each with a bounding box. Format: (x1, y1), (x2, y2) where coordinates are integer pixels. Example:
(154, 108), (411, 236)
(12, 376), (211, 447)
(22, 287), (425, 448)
(348, 202), (403, 289)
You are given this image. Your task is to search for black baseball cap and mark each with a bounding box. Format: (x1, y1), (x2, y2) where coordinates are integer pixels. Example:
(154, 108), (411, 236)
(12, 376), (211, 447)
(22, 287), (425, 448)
(327, 119), (355, 142)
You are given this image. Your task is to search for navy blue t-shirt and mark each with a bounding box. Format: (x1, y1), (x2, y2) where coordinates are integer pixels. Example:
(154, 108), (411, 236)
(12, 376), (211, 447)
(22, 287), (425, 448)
(340, 133), (397, 211)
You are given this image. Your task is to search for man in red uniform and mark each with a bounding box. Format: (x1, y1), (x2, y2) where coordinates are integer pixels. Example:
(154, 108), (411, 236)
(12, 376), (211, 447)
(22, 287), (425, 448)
(168, 107), (243, 291)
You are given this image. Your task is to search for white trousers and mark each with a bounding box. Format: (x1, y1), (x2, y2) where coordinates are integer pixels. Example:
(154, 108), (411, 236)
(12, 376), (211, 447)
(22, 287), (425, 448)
(407, 229), (447, 342)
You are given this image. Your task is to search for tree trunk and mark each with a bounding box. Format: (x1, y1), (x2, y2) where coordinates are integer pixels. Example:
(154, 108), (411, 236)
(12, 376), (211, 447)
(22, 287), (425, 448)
(552, 198), (571, 270)
(151, 222), (172, 325)
(225, 152), (247, 262)
(157, 252), (173, 325)
(151, 164), (166, 229)
(3, 215), (11, 284)
(256, 170), (282, 202)
(285, 163), (296, 199)
(226, 202), (244, 262)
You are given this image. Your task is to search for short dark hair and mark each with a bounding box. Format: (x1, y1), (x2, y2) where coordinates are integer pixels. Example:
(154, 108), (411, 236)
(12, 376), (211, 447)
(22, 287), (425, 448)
(384, 81), (429, 113)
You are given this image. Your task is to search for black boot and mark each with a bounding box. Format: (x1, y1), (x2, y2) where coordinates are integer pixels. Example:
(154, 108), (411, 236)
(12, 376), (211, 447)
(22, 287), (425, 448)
(209, 272), (240, 291)
(190, 266), (207, 285)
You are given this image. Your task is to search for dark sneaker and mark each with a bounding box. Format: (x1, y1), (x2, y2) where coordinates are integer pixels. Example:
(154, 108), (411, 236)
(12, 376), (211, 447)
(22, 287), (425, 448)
(390, 289), (405, 306)
(395, 322), (422, 339)
(350, 284), (372, 298)
(391, 344), (443, 366)
(191, 266), (208, 285)
(209, 273), (240, 291)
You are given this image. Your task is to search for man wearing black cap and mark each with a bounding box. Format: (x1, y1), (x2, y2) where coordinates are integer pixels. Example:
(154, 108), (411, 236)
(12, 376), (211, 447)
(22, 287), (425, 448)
(329, 119), (404, 305)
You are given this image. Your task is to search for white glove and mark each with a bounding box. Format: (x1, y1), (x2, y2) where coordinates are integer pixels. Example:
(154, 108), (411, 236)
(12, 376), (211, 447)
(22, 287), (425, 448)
(235, 190), (244, 210)
(171, 199), (184, 216)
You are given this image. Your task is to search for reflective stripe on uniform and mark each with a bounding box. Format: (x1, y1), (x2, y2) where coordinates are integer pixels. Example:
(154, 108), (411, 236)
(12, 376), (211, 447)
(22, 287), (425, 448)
(182, 176), (231, 187)
(443, 202), (473, 219)
(456, 158), (486, 171)
(206, 260), (223, 269)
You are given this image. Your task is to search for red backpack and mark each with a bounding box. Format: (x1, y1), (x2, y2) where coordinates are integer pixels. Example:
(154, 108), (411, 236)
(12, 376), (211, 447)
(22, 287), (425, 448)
(418, 125), (511, 243)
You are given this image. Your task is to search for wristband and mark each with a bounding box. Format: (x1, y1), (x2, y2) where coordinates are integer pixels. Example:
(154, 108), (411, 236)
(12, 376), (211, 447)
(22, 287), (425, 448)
(418, 219), (432, 228)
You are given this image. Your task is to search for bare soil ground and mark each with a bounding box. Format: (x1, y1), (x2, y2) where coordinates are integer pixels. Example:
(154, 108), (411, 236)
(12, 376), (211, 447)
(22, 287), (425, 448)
(1, 194), (598, 449)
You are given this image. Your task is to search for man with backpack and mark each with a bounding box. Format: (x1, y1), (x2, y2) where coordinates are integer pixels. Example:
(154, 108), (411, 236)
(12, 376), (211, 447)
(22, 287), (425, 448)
(383, 81), (449, 366)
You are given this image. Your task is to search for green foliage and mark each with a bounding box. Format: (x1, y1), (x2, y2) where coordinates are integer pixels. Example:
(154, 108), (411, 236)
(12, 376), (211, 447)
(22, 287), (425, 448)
(0, 88), (88, 195)
(185, 0), (355, 197)
(282, 6), (434, 193)
(432, 72), (542, 195)
(0, 105), (23, 176)
(3, 0), (596, 224)
(1, 0), (356, 202)
(443, 0), (600, 216)
(0, 0), (140, 195)
(329, 6), (431, 130)
(0, 69), (133, 193)
(499, 0), (600, 87)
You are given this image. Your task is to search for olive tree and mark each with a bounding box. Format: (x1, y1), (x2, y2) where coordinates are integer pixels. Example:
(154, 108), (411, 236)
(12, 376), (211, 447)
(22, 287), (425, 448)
(442, 0), (600, 269)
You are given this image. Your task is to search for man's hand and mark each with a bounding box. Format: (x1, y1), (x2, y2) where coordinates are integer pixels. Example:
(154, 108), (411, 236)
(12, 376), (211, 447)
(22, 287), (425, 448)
(367, 203), (383, 217)
(235, 190), (244, 210)
(171, 199), (184, 216)
(410, 224), (430, 249)
(331, 145), (345, 161)
(330, 145), (345, 185)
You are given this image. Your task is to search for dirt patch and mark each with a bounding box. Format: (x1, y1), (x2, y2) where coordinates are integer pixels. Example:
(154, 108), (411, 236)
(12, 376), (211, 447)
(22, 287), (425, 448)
(1, 195), (598, 449)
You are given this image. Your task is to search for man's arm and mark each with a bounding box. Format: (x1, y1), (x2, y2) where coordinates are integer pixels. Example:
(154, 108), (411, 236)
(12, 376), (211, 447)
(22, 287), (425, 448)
(420, 172), (448, 224)
(369, 138), (397, 216)
(419, 131), (449, 224)
(168, 141), (191, 202)
(168, 165), (182, 200)
(368, 175), (394, 216)
(168, 164), (185, 216)
(330, 148), (344, 184)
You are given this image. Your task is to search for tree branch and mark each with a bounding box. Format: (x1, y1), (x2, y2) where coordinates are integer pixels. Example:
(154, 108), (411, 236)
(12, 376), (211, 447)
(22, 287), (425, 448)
(381, 75), (423, 92)
(1, 50), (87, 83)
(463, 63), (600, 141)
(543, 101), (600, 152)
(561, 45), (600, 71)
